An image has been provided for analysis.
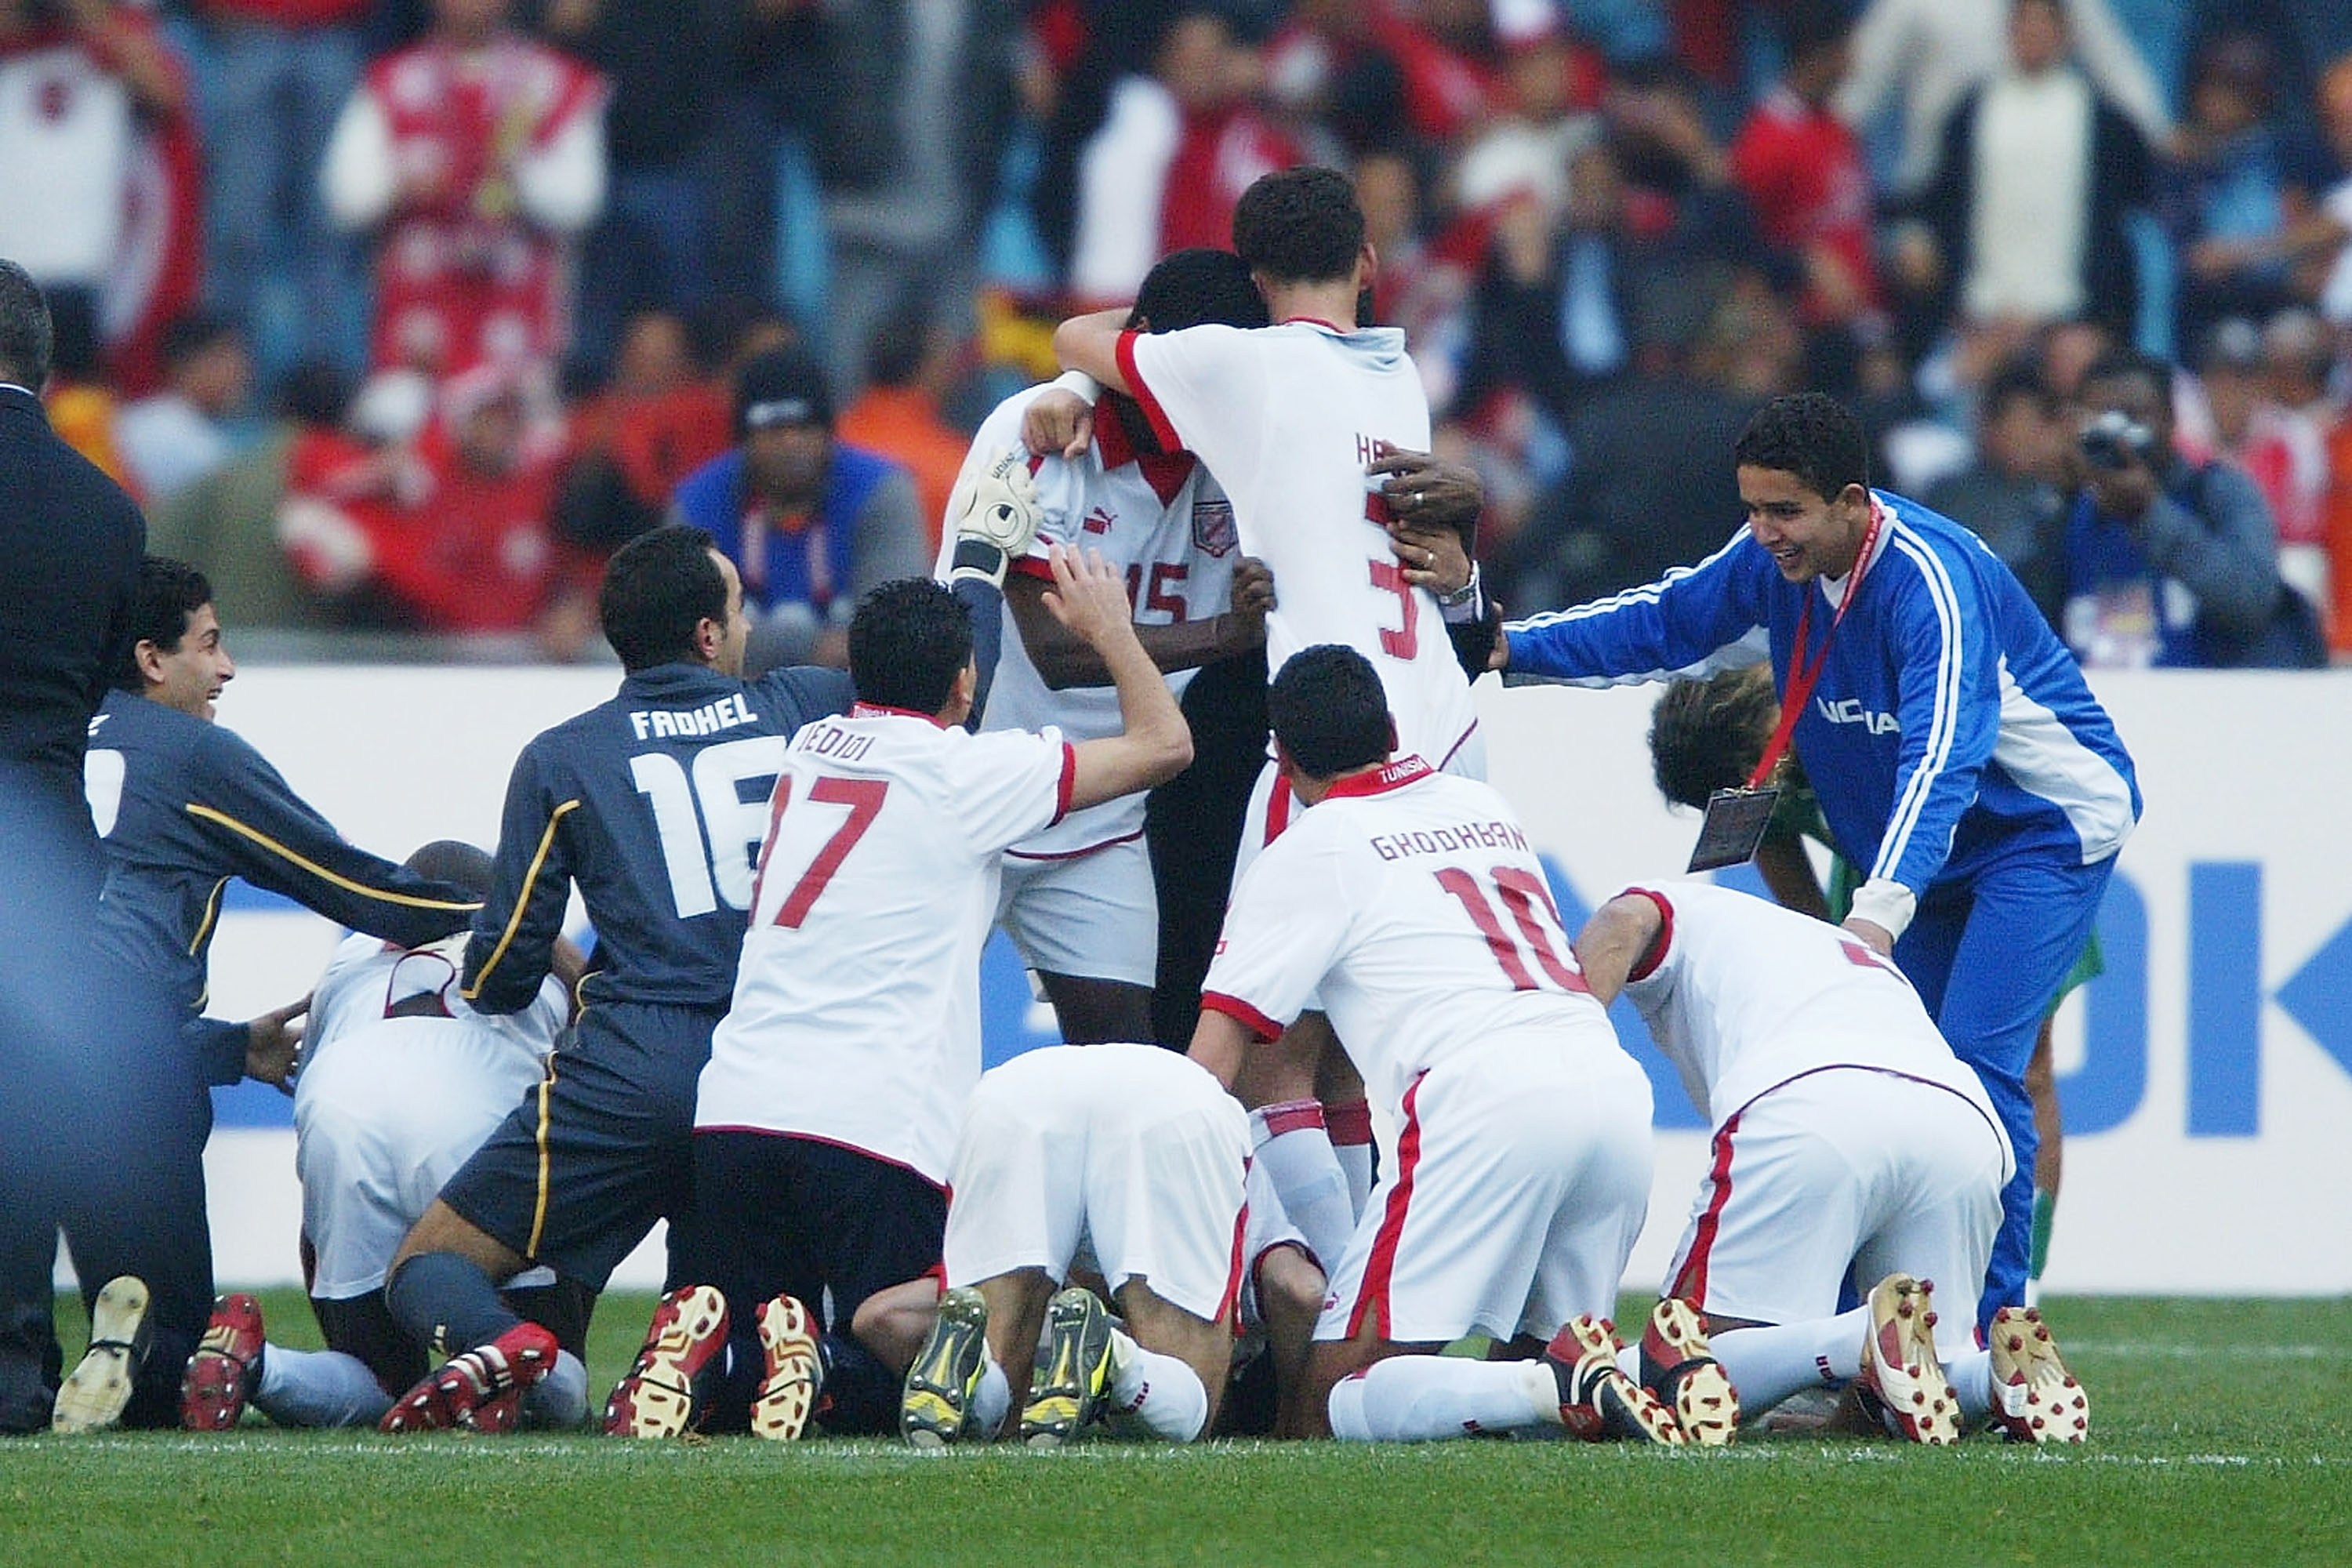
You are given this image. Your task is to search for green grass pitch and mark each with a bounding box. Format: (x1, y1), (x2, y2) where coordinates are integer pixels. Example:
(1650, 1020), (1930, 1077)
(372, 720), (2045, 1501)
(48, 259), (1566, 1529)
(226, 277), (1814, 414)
(5, 1292), (2348, 1564)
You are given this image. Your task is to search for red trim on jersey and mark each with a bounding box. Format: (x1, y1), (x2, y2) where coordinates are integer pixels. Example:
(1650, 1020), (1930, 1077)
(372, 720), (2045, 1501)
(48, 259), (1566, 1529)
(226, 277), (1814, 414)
(1051, 741), (1076, 826)
(1214, 1198), (1250, 1327)
(1324, 1098), (1374, 1147)
(1670, 1107), (1743, 1305)
(1323, 754), (1432, 800)
(1255, 1097), (1326, 1138)
(691, 1127), (949, 1193)
(1093, 402), (1198, 504)
(1278, 317), (1348, 333)
(1007, 554), (1056, 583)
(1624, 887), (1676, 982)
(1263, 775), (1294, 845)
(1436, 720), (1479, 773)
(1347, 1072), (1426, 1341)
(1114, 330), (1183, 453)
(1004, 826), (1145, 862)
(850, 701), (948, 728)
(1201, 990), (1285, 1043)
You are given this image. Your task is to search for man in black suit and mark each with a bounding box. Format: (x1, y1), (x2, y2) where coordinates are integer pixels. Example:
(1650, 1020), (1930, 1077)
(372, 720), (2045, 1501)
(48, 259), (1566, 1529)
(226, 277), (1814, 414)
(0, 258), (150, 1433)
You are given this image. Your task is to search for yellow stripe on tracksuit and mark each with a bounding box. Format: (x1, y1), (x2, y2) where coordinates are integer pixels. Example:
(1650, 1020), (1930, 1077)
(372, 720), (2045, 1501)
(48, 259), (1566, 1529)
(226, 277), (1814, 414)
(182, 804), (485, 912)
(460, 800), (581, 1003)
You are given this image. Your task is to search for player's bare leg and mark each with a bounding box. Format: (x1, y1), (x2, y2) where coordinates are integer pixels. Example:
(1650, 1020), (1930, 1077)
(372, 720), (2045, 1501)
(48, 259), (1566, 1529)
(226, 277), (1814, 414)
(2026, 1021), (2063, 1302)
(1254, 1244), (1327, 1438)
(852, 1277), (944, 1375)
(388, 1200), (529, 1286)
(1034, 971), (1156, 1045)
(973, 1268), (1058, 1436)
(1106, 1277), (1235, 1441)
(379, 1203), (582, 1432)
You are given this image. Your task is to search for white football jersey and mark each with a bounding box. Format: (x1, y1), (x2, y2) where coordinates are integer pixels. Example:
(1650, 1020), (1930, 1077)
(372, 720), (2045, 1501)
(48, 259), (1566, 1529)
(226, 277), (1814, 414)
(1617, 880), (2001, 1131)
(695, 706), (1074, 1182)
(0, 41), (130, 284)
(1201, 760), (1620, 1112)
(938, 383), (1239, 857)
(1120, 321), (1480, 771)
(303, 931), (566, 1076)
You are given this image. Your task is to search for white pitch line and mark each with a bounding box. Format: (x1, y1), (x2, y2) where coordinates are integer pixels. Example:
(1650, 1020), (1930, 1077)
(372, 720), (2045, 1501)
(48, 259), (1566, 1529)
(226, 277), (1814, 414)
(2064, 1342), (2343, 1359)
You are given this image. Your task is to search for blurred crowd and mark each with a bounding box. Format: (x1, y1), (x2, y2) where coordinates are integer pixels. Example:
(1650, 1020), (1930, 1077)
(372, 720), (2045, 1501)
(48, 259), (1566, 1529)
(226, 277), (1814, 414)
(8, 0), (2352, 667)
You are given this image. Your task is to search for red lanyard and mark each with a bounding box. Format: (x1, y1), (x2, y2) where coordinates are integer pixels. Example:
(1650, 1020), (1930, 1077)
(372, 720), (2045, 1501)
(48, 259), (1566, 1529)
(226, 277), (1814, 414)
(1747, 499), (1885, 789)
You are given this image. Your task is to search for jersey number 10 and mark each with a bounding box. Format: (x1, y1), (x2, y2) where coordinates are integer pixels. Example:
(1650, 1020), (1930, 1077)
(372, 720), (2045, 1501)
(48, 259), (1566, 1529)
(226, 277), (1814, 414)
(1435, 866), (1588, 993)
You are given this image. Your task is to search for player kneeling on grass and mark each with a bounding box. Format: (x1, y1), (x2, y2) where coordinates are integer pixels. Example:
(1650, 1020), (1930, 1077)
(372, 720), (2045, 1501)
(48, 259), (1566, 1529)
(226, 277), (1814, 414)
(897, 1042), (1247, 1446)
(1189, 644), (1690, 1445)
(181, 844), (593, 1431)
(603, 547), (1196, 1439)
(1573, 882), (2086, 1444)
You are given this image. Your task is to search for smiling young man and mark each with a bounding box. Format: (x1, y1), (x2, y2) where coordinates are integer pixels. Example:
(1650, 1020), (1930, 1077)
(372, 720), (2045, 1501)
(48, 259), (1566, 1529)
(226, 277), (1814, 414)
(1498, 391), (2140, 1328)
(60, 557), (481, 1432)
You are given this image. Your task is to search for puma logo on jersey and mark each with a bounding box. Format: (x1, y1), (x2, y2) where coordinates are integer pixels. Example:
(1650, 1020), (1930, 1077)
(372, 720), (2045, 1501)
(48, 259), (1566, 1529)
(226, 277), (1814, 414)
(629, 692), (758, 741)
(1082, 506), (1115, 535)
(1815, 696), (1899, 735)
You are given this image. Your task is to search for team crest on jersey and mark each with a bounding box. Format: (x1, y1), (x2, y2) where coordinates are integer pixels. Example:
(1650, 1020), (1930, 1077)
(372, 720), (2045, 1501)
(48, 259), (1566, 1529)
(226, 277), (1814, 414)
(1192, 498), (1238, 558)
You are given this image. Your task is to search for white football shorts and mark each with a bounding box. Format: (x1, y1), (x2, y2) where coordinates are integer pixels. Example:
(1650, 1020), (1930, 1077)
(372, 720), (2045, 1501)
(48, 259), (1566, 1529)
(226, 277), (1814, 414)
(942, 1043), (1248, 1323)
(1316, 1024), (1653, 1345)
(1661, 1065), (2007, 1355)
(295, 1016), (555, 1298)
(996, 832), (1158, 987)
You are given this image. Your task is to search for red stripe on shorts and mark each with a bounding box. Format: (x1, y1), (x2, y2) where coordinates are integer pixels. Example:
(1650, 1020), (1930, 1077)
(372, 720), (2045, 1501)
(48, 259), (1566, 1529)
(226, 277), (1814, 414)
(1346, 1072), (1426, 1341)
(1671, 1108), (1744, 1305)
(1215, 1197), (1249, 1329)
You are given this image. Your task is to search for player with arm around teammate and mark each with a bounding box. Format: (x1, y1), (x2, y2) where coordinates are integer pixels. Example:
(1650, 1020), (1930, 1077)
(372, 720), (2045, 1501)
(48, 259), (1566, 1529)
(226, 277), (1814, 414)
(946, 247), (1276, 1045)
(376, 525), (857, 1434)
(1573, 882), (2087, 1444)
(1189, 645), (1686, 1445)
(1498, 392), (2139, 1330)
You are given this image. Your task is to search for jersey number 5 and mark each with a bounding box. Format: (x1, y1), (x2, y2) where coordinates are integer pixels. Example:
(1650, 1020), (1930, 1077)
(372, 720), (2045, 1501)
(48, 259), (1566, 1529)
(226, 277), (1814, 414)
(1434, 866), (1588, 993)
(753, 775), (890, 928)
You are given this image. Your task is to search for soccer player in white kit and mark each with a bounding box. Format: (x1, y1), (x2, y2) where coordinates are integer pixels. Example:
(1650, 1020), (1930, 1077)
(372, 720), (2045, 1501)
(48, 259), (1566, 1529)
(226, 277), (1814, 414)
(680, 548), (1194, 1437)
(179, 843), (590, 1432)
(1053, 167), (1486, 1293)
(1573, 882), (2089, 1444)
(1189, 646), (1679, 1445)
(898, 1042), (1248, 1448)
(944, 249), (1275, 1044)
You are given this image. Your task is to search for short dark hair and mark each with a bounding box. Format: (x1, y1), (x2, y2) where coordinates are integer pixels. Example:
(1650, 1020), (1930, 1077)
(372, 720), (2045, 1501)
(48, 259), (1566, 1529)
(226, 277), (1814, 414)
(1269, 644), (1392, 776)
(0, 259), (53, 389)
(848, 578), (972, 713)
(1732, 391), (1870, 503)
(1232, 167), (1365, 286)
(2078, 347), (2172, 404)
(599, 524), (729, 672)
(402, 840), (495, 898)
(1127, 248), (1271, 332)
(115, 557), (213, 691)
(1648, 666), (1780, 811)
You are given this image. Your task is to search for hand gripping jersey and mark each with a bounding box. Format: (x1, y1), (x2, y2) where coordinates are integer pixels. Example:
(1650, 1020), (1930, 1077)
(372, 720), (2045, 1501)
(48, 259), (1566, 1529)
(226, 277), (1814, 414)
(1117, 321), (1480, 772)
(1616, 880), (2007, 1155)
(1503, 491), (2139, 907)
(940, 383), (1237, 858)
(1201, 758), (1621, 1113)
(694, 705), (1076, 1183)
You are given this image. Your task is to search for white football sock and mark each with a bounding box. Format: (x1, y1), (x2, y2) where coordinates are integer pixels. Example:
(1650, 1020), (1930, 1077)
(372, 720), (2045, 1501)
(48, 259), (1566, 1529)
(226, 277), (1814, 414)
(1252, 1102), (1356, 1275)
(1102, 1328), (1209, 1442)
(1342, 1355), (1560, 1442)
(1945, 1348), (1993, 1421)
(1326, 1100), (1377, 1219)
(252, 1344), (393, 1428)
(521, 1350), (589, 1428)
(1707, 1308), (1871, 1414)
(972, 1356), (1011, 1437)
